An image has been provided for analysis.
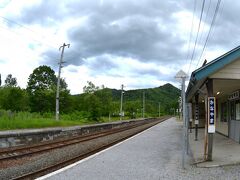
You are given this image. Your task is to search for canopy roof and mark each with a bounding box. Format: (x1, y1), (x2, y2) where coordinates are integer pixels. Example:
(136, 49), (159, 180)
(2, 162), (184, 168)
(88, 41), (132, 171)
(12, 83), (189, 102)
(186, 45), (240, 101)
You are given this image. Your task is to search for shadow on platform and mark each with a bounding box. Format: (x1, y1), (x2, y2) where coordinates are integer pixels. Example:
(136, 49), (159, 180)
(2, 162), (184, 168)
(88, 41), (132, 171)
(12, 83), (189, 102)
(189, 129), (240, 167)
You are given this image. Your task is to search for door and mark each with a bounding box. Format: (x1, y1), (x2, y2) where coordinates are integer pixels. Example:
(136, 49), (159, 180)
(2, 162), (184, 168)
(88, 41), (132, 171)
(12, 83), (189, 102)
(230, 101), (240, 143)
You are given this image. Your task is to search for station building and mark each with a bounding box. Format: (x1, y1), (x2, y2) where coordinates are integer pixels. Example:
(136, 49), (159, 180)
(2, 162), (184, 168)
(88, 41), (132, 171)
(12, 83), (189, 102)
(186, 46), (240, 144)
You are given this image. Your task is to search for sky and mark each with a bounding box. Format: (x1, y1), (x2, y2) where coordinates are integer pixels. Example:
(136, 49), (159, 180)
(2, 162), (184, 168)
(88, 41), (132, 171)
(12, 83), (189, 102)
(0, 0), (239, 94)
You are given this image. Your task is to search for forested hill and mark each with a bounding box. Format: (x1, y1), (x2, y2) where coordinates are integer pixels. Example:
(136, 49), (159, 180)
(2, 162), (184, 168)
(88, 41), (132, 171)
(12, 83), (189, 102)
(73, 83), (181, 116)
(111, 83), (180, 112)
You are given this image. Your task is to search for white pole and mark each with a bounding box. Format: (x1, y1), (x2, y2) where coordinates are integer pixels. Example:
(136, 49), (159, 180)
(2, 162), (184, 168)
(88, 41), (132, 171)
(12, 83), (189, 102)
(182, 77), (186, 169)
(120, 84), (124, 121)
(159, 102), (161, 118)
(143, 91), (145, 118)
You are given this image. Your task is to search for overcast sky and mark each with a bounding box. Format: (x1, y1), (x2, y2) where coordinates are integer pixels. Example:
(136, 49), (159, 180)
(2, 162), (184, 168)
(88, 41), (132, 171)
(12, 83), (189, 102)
(0, 0), (239, 94)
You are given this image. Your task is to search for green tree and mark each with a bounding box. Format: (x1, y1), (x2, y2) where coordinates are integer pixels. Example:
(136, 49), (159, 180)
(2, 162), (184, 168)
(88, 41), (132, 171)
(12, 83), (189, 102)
(0, 74), (2, 86)
(27, 65), (71, 113)
(84, 94), (101, 121)
(0, 87), (29, 111)
(4, 74), (17, 87)
(83, 81), (99, 94)
(81, 81), (103, 120)
(95, 88), (112, 116)
(27, 65), (57, 93)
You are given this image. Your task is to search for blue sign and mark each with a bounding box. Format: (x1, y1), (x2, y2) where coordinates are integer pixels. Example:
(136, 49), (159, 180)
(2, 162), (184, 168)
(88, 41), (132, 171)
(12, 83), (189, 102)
(209, 97), (215, 125)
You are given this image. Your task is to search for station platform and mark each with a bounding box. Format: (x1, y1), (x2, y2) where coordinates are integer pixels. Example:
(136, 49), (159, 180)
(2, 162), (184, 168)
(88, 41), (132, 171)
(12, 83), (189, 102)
(189, 128), (240, 167)
(38, 118), (184, 180)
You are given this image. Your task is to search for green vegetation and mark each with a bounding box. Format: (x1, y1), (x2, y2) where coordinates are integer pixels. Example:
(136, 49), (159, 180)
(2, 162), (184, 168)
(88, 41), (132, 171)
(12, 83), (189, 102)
(0, 66), (180, 130)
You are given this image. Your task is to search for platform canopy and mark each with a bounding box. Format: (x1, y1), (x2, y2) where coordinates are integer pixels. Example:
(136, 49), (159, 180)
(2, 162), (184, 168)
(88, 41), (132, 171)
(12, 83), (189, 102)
(186, 45), (240, 102)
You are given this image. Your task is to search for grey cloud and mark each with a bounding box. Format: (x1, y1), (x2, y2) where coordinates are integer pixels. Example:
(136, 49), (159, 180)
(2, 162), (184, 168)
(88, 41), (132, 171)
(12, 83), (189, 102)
(66, 66), (78, 73)
(16, 1), (66, 26)
(85, 55), (118, 71)
(133, 69), (174, 82)
(205, 0), (240, 49)
(40, 49), (84, 70)
(68, 14), (186, 64)
(187, 0), (240, 55)
(17, 0), (184, 25)
(11, 0), (240, 72)
(11, 0), (188, 66)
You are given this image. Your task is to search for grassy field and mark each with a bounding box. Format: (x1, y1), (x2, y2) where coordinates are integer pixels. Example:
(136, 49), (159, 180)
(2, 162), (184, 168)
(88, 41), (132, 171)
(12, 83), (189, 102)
(0, 110), (135, 130)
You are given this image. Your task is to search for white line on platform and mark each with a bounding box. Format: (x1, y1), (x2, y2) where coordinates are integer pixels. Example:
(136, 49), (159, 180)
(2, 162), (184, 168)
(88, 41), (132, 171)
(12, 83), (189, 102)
(37, 119), (169, 180)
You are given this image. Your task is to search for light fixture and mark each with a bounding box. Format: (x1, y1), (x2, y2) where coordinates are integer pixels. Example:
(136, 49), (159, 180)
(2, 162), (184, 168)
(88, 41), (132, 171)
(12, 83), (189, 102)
(216, 91), (220, 95)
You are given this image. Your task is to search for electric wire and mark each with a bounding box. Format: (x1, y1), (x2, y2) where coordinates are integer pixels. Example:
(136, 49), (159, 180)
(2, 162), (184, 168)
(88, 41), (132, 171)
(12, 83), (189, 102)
(197, 0), (212, 52)
(0, 16), (85, 67)
(0, 16), (59, 50)
(187, 0), (206, 75)
(195, 0), (222, 68)
(0, 15), (106, 72)
(186, 0), (197, 64)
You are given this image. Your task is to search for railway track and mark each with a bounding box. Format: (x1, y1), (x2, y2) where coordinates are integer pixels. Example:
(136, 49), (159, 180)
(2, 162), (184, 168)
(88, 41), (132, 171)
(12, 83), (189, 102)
(1, 117), (168, 180)
(0, 119), (160, 161)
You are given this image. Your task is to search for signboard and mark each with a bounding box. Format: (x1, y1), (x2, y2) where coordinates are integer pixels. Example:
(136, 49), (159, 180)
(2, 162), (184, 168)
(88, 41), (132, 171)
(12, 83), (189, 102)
(228, 90), (240, 100)
(195, 105), (199, 125)
(208, 97), (216, 133)
(188, 103), (193, 122)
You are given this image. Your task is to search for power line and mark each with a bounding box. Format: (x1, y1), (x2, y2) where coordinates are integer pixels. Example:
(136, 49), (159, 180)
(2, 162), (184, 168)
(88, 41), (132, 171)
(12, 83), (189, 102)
(0, 16), (59, 50)
(186, 0), (197, 64)
(195, 0), (222, 68)
(187, 0), (206, 75)
(0, 16), (100, 72)
(198, 0), (212, 50)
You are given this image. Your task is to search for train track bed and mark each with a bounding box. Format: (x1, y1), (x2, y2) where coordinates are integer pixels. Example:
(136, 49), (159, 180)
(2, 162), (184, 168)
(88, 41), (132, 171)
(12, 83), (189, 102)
(0, 117), (167, 179)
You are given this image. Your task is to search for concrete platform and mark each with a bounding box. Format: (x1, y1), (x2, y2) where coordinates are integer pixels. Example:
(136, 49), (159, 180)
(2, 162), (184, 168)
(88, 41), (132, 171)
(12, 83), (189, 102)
(0, 118), (150, 148)
(38, 118), (184, 180)
(189, 128), (240, 167)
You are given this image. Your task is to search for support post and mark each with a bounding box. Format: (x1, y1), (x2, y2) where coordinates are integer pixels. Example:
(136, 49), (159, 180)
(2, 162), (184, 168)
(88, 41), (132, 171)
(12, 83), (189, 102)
(206, 79), (214, 161)
(186, 103), (190, 155)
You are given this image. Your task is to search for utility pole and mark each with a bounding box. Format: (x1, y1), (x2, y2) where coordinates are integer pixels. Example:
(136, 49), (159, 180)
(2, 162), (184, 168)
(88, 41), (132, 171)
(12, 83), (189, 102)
(142, 91), (145, 118)
(120, 84), (124, 121)
(158, 102), (161, 118)
(56, 43), (70, 121)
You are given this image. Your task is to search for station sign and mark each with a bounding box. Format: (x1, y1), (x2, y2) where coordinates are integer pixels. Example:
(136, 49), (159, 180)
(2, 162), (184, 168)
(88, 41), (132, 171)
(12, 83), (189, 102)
(188, 103), (193, 122)
(195, 105), (199, 125)
(208, 97), (216, 133)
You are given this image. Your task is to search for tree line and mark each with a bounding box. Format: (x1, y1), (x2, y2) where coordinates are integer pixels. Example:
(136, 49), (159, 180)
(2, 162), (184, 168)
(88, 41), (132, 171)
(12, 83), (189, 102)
(0, 65), (117, 121)
(0, 65), (179, 121)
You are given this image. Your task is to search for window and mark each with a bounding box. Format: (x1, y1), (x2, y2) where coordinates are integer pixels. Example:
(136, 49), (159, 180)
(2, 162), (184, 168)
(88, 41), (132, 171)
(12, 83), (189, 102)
(236, 100), (240, 120)
(221, 102), (227, 122)
(230, 101), (235, 120)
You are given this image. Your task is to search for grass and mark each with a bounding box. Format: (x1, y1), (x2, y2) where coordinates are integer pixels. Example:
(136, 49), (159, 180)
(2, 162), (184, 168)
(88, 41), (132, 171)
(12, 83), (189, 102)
(0, 110), (160, 130)
(0, 110), (141, 130)
(0, 110), (94, 130)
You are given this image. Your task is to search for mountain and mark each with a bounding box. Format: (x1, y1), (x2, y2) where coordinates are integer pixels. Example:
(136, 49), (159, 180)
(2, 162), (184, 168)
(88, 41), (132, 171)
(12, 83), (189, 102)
(111, 83), (180, 113)
(72, 83), (180, 116)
